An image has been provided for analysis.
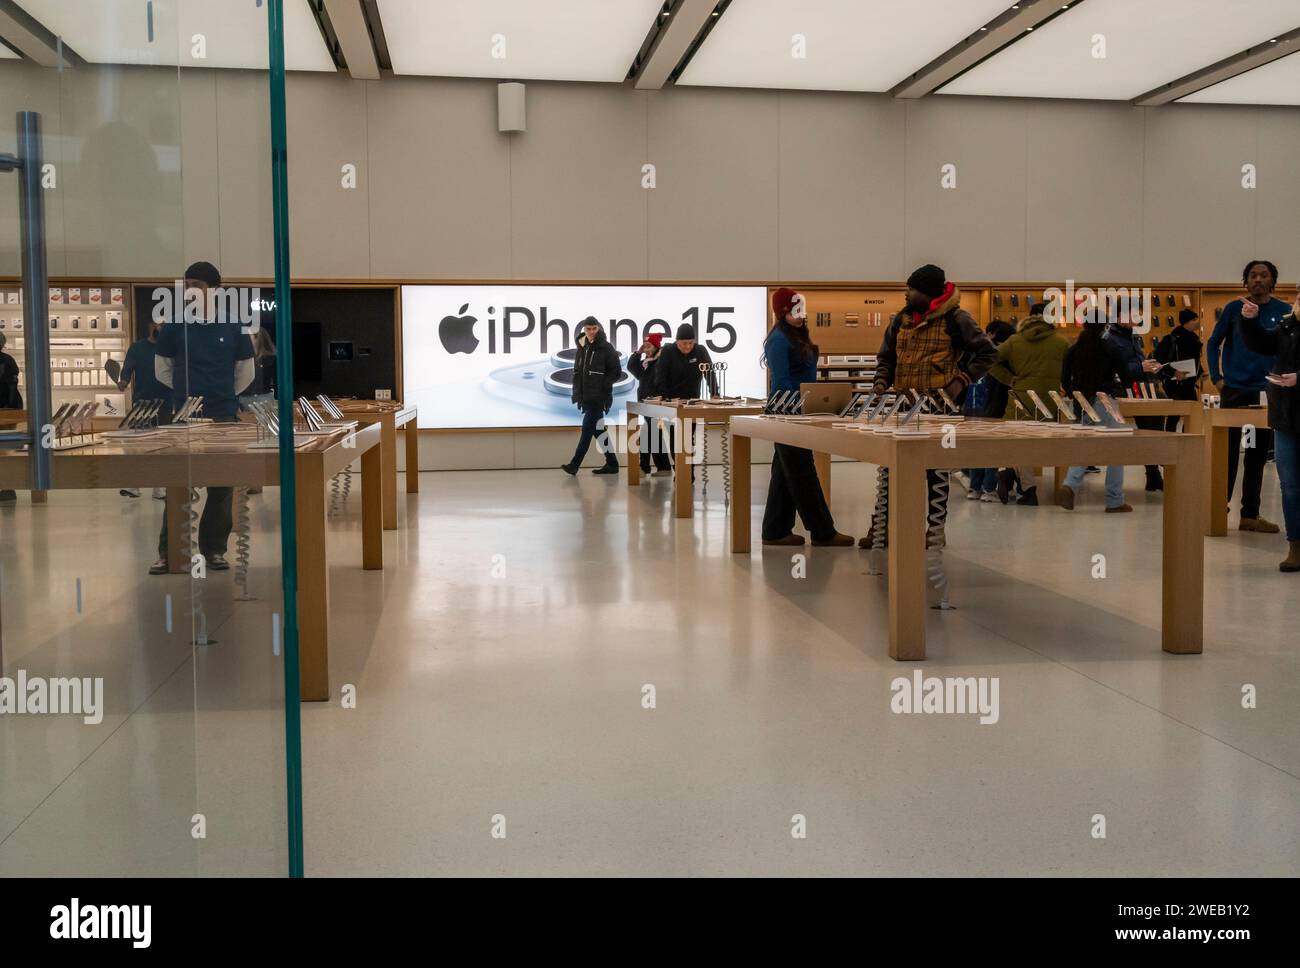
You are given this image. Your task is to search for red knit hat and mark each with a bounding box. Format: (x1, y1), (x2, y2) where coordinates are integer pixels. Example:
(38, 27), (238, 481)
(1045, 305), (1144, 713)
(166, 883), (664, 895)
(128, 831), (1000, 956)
(772, 287), (805, 321)
(646, 332), (663, 348)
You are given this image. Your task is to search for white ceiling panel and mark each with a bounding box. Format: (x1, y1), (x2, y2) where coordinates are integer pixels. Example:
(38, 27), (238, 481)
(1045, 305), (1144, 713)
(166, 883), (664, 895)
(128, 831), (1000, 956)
(678, 0), (1013, 92)
(1179, 50), (1300, 105)
(0, 42), (19, 60)
(13, 0), (335, 71)
(942, 0), (1300, 100)
(378, 0), (664, 82)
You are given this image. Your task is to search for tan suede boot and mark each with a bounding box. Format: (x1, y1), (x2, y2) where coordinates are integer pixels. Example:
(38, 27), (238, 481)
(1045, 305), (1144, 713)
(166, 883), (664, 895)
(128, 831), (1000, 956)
(1281, 542), (1300, 573)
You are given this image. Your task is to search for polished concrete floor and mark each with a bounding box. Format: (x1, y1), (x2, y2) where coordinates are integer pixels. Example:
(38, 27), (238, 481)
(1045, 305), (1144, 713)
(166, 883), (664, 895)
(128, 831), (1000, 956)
(1, 460), (1298, 876)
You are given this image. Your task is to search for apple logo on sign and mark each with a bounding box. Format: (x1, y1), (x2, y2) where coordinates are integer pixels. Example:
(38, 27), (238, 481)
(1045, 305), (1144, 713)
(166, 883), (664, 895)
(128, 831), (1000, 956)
(439, 303), (479, 354)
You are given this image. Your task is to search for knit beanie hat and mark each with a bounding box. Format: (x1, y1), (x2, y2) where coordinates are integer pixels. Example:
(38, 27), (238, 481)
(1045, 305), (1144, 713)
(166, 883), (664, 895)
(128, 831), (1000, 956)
(772, 287), (806, 321)
(675, 323), (696, 341)
(646, 332), (663, 348)
(1178, 308), (1199, 326)
(906, 264), (946, 299)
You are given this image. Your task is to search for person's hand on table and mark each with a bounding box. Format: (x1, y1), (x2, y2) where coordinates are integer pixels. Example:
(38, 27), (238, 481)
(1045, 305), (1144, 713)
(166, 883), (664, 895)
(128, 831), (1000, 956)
(1141, 358), (1162, 374)
(871, 382), (890, 396)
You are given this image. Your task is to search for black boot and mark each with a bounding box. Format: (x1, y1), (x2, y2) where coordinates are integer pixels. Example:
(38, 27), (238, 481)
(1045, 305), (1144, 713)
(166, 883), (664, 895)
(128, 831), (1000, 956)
(1145, 466), (1164, 492)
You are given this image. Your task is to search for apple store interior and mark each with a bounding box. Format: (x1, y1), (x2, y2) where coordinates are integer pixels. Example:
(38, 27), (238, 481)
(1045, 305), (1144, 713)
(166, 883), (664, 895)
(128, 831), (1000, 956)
(1, 0), (1300, 881)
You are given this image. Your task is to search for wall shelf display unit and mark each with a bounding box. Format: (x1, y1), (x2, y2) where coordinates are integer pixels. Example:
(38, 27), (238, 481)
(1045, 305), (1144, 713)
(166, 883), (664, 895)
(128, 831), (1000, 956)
(1, 283), (131, 420)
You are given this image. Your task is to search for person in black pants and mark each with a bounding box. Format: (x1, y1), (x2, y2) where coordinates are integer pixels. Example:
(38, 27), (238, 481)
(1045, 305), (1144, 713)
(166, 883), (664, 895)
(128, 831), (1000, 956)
(0, 332), (22, 504)
(151, 261), (256, 574)
(1207, 261), (1290, 532)
(626, 332), (671, 477)
(1155, 308), (1204, 431)
(562, 317), (622, 476)
(760, 287), (853, 547)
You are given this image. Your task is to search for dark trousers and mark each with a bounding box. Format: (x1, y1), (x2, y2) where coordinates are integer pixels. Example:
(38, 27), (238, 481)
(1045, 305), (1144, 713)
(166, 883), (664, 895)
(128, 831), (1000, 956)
(638, 417), (671, 473)
(1163, 381), (1199, 431)
(156, 415), (238, 560)
(1223, 385), (1272, 519)
(762, 444), (836, 542)
(1135, 415), (1165, 479)
(158, 487), (234, 559)
(570, 403), (618, 469)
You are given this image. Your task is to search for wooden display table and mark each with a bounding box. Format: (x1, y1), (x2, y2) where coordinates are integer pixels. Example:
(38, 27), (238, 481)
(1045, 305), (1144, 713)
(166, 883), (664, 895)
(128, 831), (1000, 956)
(729, 415), (1204, 662)
(1050, 398), (1204, 507)
(334, 401), (420, 530)
(627, 398), (815, 519)
(0, 422), (384, 701)
(1202, 405), (1269, 537)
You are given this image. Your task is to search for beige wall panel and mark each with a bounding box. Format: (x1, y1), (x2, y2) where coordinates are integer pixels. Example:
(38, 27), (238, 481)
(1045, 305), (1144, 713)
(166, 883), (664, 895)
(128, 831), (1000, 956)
(509, 82), (649, 280)
(0, 62), (67, 277)
(366, 77), (510, 280)
(904, 95), (1029, 283)
(214, 71), (274, 279)
(1024, 99), (1145, 283)
(286, 72), (371, 279)
(777, 91), (907, 282)
(646, 87), (780, 281)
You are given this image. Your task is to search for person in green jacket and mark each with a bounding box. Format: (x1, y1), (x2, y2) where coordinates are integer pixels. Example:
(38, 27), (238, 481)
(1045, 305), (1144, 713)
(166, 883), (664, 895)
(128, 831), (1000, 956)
(988, 305), (1069, 505)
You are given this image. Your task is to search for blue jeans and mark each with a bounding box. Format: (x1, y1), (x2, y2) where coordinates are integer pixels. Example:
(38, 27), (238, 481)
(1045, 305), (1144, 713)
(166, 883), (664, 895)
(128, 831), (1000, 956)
(1273, 429), (1300, 541)
(570, 403), (618, 468)
(1064, 408), (1126, 508)
(967, 468), (997, 493)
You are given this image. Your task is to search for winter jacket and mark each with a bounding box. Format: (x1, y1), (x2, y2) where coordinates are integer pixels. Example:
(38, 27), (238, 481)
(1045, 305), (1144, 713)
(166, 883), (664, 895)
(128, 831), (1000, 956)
(1062, 328), (1125, 401)
(1239, 311), (1299, 435)
(875, 283), (996, 396)
(0, 352), (20, 409)
(1102, 324), (1148, 389)
(1208, 297), (1290, 391)
(652, 341), (718, 400)
(763, 325), (818, 395)
(1154, 325), (1203, 390)
(988, 315), (1069, 418)
(627, 350), (659, 401)
(570, 326), (622, 411)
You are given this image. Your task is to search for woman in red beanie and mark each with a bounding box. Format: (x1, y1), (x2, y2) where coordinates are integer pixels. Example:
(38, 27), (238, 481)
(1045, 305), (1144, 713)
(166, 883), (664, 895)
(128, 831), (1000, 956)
(761, 287), (855, 546)
(627, 332), (672, 475)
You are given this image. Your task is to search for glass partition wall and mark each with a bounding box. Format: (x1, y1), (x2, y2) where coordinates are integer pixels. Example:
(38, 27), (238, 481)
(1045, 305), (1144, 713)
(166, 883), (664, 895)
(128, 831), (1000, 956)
(0, 0), (300, 876)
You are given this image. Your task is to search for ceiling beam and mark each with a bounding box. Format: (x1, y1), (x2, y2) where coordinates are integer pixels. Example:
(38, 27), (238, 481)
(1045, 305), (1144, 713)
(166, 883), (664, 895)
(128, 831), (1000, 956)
(0, 0), (77, 68)
(323, 0), (380, 79)
(891, 0), (1085, 99)
(634, 0), (719, 91)
(1132, 26), (1300, 106)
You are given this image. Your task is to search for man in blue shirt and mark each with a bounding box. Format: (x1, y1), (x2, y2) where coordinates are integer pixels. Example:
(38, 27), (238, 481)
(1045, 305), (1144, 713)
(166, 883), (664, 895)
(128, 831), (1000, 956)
(1207, 260), (1288, 532)
(150, 261), (256, 575)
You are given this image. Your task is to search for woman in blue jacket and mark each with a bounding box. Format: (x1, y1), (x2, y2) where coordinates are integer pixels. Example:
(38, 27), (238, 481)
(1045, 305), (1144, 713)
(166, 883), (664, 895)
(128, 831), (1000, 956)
(760, 288), (854, 546)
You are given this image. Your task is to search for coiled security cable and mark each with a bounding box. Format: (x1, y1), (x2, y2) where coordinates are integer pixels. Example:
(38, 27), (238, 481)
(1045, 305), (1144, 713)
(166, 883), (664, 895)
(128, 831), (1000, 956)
(234, 486), (253, 600)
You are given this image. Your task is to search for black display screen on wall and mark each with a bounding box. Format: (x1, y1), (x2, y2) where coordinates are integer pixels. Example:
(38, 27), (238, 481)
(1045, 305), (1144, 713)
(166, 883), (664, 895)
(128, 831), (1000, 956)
(133, 284), (397, 399)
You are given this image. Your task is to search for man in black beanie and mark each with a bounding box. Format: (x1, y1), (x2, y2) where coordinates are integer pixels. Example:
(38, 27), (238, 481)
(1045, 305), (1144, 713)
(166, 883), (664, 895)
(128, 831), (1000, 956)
(649, 323), (718, 479)
(862, 263), (996, 550)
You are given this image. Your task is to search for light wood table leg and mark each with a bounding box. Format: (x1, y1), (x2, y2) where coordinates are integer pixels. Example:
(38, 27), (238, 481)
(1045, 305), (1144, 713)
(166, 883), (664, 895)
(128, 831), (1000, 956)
(1162, 438), (1204, 654)
(30, 490), (47, 504)
(674, 420), (692, 519)
(294, 453), (330, 702)
(1208, 425), (1229, 537)
(380, 413), (397, 531)
(404, 420), (420, 493)
(362, 439), (384, 571)
(627, 415), (640, 486)
(1054, 466), (1068, 504)
(730, 432), (751, 553)
(814, 450), (831, 504)
(166, 487), (190, 574)
(887, 453), (929, 661)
